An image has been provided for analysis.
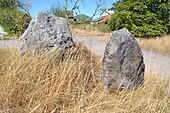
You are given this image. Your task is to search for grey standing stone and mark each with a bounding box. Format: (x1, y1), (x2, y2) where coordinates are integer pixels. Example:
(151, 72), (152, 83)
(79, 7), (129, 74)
(103, 28), (145, 92)
(18, 12), (74, 55)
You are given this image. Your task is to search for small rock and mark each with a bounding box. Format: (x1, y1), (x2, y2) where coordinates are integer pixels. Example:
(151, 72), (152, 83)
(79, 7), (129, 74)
(0, 33), (3, 38)
(103, 28), (145, 92)
(18, 12), (74, 55)
(0, 26), (7, 37)
(167, 88), (170, 97)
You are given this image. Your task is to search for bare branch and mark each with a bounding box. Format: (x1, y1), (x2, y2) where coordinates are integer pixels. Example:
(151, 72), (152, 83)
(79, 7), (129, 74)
(15, 0), (31, 16)
(63, 0), (83, 19)
(69, 0), (79, 14)
(57, 0), (105, 21)
(64, 0), (68, 12)
(84, 0), (105, 22)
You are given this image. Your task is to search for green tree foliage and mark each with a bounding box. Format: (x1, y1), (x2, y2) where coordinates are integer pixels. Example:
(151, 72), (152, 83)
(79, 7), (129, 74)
(108, 0), (170, 37)
(0, 0), (31, 36)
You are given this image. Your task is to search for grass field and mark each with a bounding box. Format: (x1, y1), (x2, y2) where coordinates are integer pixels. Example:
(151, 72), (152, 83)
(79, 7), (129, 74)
(71, 24), (170, 55)
(138, 35), (170, 55)
(0, 46), (169, 113)
(70, 23), (111, 36)
(2, 25), (170, 55)
(95, 33), (170, 55)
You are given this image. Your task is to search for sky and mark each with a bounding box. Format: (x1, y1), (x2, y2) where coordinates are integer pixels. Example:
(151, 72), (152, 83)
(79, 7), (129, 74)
(29, 0), (117, 19)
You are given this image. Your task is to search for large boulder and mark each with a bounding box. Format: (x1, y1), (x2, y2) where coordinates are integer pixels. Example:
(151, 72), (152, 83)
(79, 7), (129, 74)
(18, 12), (74, 55)
(103, 28), (145, 92)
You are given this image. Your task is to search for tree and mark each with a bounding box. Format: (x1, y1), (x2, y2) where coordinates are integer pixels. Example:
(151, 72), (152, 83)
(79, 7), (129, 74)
(108, 0), (170, 37)
(64, 0), (83, 19)
(47, 3), (68, 18)
(0, 0), (16, 9)
(48, 0), (106, 21)
(0, 0), (31, 36)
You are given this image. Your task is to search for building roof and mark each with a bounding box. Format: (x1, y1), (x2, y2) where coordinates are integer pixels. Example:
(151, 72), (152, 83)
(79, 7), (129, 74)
(92, 14), (113, 23)
(92, 16), (105, 22)
(99, 14), (112, 23)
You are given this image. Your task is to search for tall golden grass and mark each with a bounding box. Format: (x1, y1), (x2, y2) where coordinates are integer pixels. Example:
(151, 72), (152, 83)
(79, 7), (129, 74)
(0, 45), (169, 113)
(137, 35), (170, 55)
(92, 33), (170, 55)
(70, 24), (111, 36)
(71, 28), (109, 36)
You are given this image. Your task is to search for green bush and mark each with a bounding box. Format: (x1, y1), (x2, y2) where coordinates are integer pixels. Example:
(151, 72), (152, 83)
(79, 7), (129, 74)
(0, 0), (31, 36)
(108, 0), (170, 37)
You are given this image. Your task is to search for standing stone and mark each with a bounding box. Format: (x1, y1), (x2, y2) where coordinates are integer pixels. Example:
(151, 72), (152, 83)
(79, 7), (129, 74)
(18, 12), (74, 55)
(103, 28), (145, 92)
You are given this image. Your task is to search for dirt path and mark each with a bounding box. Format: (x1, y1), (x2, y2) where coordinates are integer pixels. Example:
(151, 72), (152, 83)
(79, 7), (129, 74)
(73, 36), (170, 76)
(0, 39), (18, 48)
(0, 36), (170, 76)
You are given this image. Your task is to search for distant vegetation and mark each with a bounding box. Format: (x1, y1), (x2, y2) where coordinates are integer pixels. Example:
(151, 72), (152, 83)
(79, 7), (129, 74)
(0, 0), (31, 36)
(75, 14), (92, 22)
(108, 0), (170, 37)
(47, 3), (68, 19)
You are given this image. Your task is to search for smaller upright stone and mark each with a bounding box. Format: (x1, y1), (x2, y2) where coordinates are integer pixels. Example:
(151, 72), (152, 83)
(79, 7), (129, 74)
(103, 28), (145, 92)
(18, 12), (74, 55)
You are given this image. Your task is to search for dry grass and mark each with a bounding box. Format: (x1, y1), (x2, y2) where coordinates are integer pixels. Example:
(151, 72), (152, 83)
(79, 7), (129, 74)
(137, 35), (170, 55)
(98, 36), (110, 42)
(93, 34), (170, 55)
(70, 24), (111, 36)
(0, 46), (170, 113)
(72, 28), (110, 36)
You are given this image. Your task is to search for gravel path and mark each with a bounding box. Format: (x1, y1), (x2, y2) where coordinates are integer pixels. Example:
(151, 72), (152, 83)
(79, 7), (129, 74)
(0, 36), (170, 76)
(0, 39), (18, 48)
(73, 36), (170, 76)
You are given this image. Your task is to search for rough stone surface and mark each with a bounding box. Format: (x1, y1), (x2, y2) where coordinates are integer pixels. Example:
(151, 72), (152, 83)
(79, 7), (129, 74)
(18, 12), (74, 55)
(103, 28), (145, 92)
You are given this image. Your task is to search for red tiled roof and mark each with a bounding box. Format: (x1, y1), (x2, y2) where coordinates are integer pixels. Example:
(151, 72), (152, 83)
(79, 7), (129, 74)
(99, 14), (112, 23)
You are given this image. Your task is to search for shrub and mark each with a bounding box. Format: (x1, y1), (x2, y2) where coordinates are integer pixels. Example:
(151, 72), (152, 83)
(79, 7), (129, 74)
(108, 0), (170, 37)
(0, 0), (31, 36)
